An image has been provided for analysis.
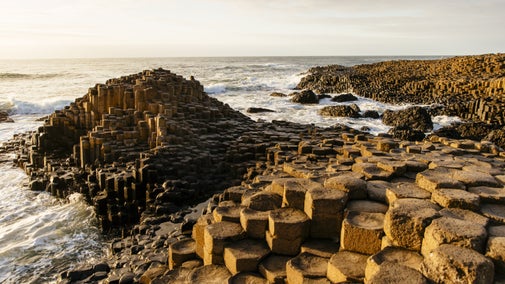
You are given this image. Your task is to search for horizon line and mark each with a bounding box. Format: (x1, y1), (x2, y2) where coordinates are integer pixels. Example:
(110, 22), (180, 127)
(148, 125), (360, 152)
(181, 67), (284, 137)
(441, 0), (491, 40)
(0, 54), (490, 61)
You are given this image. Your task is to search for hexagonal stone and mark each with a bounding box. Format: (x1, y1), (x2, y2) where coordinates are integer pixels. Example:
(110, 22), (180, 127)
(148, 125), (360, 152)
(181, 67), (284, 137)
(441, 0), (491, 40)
(439, 208), (489, 228)
(169, 239), (196, 270)
(325, 173), (367, 199)
(327, 251), (368, 283)
(346, 200), (388, 214)
(222, 186), (247, 203)
(416, 169), (465, 192)
(270, 178), (322, 210)
(468, 186), (505, 203)
(452, 170), (500, 187)
(340, 211), (384, 255)
(365, 262), (428, 284)
(365, 246), (423, 280)
(421, 217), (487, 256)
(304, 187), (348, 239)
(223, 239), (270, 275)
(186, 264), (232, 283)
(227, 272), (268, 284)
(192, 214), (214, 259)
(384, 198), (440, 251)
(486, 226), (505, 272)
(385, 182), (431, 204)
(268, 208), (310, 239)
(242, 191), (282, 211)
(431, 188), (480, 211)
(366, 180), (391, 202)
(421, 244), (494, 284)
(377, 160), (407, 176)
(204, 221), (246, 264)
(300, 239), (339, 258)
(240, 208), (269, 239)
(481, 203), (505, 224)
(265, 230), (303, 256)
(258, 254), (291, 283)
(213, 205), (243, 223)
(351, 162), (393, 181)
(286, 252), (328, 284)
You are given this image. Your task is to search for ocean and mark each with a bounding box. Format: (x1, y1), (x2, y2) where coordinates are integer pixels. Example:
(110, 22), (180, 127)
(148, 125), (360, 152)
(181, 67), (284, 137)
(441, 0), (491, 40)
(0, 56), (459, 282)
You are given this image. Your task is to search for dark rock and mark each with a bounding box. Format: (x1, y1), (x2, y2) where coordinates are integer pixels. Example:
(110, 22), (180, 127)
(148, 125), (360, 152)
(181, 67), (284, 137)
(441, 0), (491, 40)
(270, 92), (287, 97)
(320, 104), (361, 118)
(363, 110), (380, 119)
(290, 90), (319, 104)
(382, 106), (433, 132)
(118, 272), (135, 284)
(318, 94), (332, 100)
(485, 128), (505, 149)
(0, 111), (14, 123)
(94, 262), (111, 273)
(331, 93), (358, 102)
(246, 107), (275, 113)
(388, 125), (426, 141)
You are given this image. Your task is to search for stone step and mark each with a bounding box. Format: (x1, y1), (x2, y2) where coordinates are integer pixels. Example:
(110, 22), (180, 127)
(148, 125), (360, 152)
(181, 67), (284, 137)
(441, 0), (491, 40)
(286, 252), (329, 284)
(327, 251), (368, 283)
(340, 211), (384, 255)
(223, 239), (270, 275)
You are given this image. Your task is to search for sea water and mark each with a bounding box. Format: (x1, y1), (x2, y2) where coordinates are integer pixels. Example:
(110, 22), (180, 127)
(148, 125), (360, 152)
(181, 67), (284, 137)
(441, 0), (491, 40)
(0, 56), (459, 282)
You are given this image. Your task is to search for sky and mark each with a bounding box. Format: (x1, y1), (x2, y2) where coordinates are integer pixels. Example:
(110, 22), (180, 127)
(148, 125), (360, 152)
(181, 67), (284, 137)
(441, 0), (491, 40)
(1, 0), (504, 58)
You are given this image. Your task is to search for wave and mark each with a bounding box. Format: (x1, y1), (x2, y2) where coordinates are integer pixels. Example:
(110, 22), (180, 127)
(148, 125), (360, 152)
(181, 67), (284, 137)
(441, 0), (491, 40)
(0, 72), (64, 80)
(0, 98), (73, 115)
(204, 83), (227, 94)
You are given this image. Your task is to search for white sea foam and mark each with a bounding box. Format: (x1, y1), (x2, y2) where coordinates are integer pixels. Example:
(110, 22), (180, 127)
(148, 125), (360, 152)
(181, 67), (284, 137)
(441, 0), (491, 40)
(0, 98), (73, 115)
(204, 83), (227, 94)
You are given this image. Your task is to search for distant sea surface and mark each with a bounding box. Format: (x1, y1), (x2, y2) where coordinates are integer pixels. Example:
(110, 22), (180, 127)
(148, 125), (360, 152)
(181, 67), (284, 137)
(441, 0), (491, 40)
(0, 56), (458, 283)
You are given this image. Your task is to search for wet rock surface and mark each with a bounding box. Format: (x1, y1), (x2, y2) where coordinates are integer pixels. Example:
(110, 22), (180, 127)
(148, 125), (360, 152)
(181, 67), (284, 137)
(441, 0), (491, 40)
(2, 68), (505, 283)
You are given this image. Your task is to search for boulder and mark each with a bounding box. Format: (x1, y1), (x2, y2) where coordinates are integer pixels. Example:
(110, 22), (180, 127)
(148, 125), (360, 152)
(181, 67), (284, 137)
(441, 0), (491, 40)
(290, 90), (319, 104)
(382, 106), (433, 132)
(363, 110), (380, 119)
(331, 93), (358, 102)
(319, 104), (361, 118)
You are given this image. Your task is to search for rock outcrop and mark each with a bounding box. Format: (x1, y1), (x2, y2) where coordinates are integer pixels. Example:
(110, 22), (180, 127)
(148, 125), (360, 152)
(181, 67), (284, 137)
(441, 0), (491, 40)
(290, 90), (319, 104)
(382, 107), (433, 132)
(3, 69), (505, 283)
(297, 54), (505, 124)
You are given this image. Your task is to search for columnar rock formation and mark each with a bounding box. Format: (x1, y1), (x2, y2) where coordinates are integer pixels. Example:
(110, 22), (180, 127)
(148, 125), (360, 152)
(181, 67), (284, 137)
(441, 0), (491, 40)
(297, 54), (505, 124)
(2, 68), (505, 283)
(11, 69), (265, 231)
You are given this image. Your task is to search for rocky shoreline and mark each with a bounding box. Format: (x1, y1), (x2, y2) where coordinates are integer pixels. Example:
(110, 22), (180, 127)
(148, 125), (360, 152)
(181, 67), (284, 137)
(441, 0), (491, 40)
(0, 55), (504, 283)
(297, 53), (505, 148)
